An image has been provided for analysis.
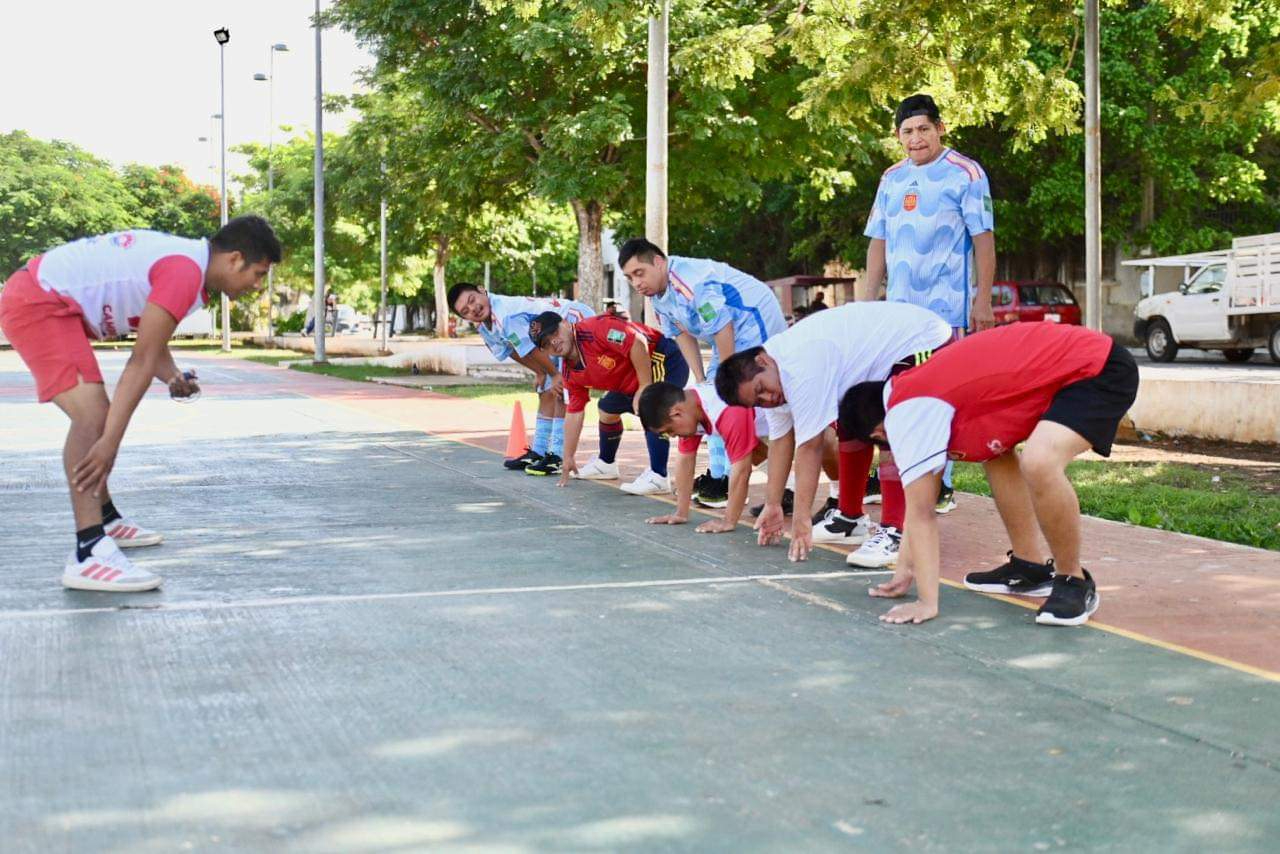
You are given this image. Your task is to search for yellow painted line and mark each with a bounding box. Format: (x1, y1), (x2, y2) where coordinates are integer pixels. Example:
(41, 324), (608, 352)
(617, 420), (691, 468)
(301, 372), (1280, 686)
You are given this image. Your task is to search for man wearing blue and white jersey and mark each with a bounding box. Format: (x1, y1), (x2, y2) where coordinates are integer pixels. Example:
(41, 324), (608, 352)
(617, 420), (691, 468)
(619, 238), (787, 506)
(448, 283), (593, 476)
(857, 93), (998, 550)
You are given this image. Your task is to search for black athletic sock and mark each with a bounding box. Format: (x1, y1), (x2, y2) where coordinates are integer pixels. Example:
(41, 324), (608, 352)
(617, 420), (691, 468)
(101, 500), (122, 525)
(76, 524), (106, 562)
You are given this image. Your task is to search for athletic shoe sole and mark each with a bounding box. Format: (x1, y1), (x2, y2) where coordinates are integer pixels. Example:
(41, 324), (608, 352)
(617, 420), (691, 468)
(525, 468), (558, 477)
(693, 496), (729, 509)
(935, 500), (957, 515)
(573, 471), (619, 480)
(963, 580), (1053, 597)
(62, 574), (163, 593)
(1035, 594), (1100, 626)
(846, 550), (896, 568)
(114, 533), (164, 549)
(863, 495), (882, 505)
(812, 530), (868, 545)
(620, 485), (671, 496)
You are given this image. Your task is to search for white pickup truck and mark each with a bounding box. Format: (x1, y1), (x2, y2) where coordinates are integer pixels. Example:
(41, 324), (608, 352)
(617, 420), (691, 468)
(1132, 232), (1280, 363)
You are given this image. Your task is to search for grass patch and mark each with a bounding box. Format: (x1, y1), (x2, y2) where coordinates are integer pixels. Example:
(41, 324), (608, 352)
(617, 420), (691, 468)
(951, 460), (1280, 551)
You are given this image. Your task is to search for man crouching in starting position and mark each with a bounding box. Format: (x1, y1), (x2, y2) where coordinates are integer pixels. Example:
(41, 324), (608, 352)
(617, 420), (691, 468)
(837, 322), (1138, 626)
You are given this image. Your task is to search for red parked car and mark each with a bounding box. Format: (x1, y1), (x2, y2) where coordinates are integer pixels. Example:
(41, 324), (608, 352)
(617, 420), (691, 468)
(991, 281), (1082, 325)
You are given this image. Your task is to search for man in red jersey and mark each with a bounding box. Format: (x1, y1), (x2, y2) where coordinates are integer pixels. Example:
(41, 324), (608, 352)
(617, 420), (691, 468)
(837, 323), (1139, 627)
(530, 310), (689, 494)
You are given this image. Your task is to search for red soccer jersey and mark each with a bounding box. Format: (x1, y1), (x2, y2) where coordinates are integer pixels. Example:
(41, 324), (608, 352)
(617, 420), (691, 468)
(887, 323), (1113, 463)
(563, 315), (663, 413)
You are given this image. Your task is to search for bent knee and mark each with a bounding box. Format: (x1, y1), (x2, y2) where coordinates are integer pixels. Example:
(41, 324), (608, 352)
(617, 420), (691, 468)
(1018, 448), (1066, 482)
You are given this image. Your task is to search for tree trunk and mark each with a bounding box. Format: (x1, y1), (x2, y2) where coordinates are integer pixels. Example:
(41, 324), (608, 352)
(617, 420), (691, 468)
(433, 234), (450, 338)
(571, 199), (604, 311)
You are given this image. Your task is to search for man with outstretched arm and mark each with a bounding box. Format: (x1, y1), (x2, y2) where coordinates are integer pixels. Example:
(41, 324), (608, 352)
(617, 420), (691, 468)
(837, 322), (1139, 626)
(716, 301), (950, 563)
(449, 284), (593, 476)
(530, 311), (689, 495)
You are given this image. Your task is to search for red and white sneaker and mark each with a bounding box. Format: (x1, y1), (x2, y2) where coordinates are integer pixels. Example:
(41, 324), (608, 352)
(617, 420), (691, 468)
(62, 537), (163, 593)
(104, 518), (164, 549)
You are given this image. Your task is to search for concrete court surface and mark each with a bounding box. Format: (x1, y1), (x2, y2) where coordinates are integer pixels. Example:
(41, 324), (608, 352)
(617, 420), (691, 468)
(1, 351), (1278, 853)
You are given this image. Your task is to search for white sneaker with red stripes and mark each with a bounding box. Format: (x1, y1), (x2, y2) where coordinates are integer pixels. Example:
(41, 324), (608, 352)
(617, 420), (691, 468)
(62, 537), (162, 592)
(104, 518), (164, 549)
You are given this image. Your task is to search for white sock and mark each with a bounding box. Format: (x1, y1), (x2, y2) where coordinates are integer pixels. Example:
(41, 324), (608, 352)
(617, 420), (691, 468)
(829, 481), (840, 499)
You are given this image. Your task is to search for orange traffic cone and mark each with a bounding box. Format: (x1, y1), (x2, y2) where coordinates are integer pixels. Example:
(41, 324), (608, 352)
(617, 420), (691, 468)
(504, 400), (530, 460)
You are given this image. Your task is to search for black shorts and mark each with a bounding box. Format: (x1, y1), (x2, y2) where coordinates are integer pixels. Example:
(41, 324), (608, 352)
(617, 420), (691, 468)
(1041, 341), (1139, 457)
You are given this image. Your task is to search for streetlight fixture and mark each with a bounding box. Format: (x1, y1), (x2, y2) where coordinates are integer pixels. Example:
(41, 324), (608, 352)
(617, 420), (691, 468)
(213, 27), (231, 351)
(254, 41), (289, 338)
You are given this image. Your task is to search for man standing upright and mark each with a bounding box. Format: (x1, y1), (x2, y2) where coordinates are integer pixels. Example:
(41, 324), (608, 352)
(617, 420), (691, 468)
(620, 239), (786, 509)
(855, 93), (997, 561)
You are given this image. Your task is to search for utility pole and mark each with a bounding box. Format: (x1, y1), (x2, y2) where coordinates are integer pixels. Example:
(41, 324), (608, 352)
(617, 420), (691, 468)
(643, 1), (669, 327)
(214, 27), (232, 352)
(312, 0), (327, 361)
(1084, 0), (1102, 331)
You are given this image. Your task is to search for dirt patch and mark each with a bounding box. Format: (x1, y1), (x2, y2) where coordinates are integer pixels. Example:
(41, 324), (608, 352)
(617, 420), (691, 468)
(1110, 434), (1280, 495)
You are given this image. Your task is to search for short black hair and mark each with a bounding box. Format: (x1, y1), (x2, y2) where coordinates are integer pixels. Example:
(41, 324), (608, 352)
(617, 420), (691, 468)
(446, 282), (481, 315)
(529, 310), (563, 347)
(618, 237), (666, 269)
(837, 381), (889, 443)
(714, 346), (766, 406)
(637, 382), (686, 433)
(210, 215), (282, 264)
(895, 93), (941, 130)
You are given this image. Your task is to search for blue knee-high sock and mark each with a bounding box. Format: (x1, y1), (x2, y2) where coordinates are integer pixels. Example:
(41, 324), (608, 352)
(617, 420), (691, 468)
(532, 415), (552, 456)
(598, 421), (624, 464)
(549, 418), (565, 456)
(645, 429), (670, 477)
(708, 434), (729, 479)
(943, 459), (954, 489)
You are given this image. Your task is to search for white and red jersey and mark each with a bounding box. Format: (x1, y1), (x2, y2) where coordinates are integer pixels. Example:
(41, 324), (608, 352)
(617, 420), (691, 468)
(678, 381), (768, 464)
(884, 323), (1113, 486)
(26, 230), (210, 339)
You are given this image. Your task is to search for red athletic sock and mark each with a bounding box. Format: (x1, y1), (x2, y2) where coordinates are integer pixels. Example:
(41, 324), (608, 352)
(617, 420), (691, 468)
(837, 441), (874, 518)
(879, 449), (905, 530)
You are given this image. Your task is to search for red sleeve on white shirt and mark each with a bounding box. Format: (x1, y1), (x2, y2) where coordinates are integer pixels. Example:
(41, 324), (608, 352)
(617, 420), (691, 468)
(714, 406), (759, 463)
(677, 434), (704, 456)
(146, 255), (204, 322)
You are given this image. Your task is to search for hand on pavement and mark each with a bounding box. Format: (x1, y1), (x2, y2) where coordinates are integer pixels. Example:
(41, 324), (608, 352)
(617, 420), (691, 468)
(879, 600), (938, 625)
(754, 502), (785, 546)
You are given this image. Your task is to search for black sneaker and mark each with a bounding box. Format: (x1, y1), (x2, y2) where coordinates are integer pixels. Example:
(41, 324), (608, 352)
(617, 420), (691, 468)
(811, 496), (839, 525)
(504, 448), (542, 470)
(694, 474), (730, 509)
(750, 488), (795, 518)
(963, 552), (1054, 597)
(863, 471), (882, 505)
(1036, 570), (1100, 626)
(524, 453), (562, 476)
(935, 485), (957, 515)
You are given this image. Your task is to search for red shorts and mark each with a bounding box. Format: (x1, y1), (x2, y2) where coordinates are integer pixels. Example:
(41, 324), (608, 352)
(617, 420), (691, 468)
(0, 268), (102, 402)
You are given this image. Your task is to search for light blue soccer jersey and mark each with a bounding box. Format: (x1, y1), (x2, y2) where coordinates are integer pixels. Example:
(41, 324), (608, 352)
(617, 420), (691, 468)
(651, 256), (786, 368)
(864, 147), (994, 328)
(479, 294), (594, 361)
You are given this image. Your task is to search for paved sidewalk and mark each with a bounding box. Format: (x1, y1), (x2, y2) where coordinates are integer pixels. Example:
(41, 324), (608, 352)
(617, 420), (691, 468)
(2, 350), (1278, 852)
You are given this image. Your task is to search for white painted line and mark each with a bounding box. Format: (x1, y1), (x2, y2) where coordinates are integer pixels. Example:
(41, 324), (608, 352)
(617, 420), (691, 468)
(0, 570), (892, 621)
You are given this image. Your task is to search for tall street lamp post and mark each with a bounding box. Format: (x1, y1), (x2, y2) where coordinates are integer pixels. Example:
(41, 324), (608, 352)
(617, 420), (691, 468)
(254, 42), (289, 339)
(213, 27), (232, 352)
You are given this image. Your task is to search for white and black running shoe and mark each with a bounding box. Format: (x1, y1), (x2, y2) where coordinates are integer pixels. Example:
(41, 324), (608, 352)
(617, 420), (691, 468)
(504, 448), (542, 471)
(811, 511), (870, 545)
(525, 453), (562, 476)
(963, 552), (1055, 597)
(863, 471), (882, 505)
(811, 496), (839, 525)
(1036, 570), (1100, 626)
(694, 474), (730, 509)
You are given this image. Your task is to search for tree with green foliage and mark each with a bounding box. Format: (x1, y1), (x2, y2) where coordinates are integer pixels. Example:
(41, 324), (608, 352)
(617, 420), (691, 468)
(119, 164), (221, 240)
(0, 131), (141, 274)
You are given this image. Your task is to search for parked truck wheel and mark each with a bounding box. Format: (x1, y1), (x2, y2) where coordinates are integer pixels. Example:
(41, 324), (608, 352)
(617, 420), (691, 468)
(1270, 323), (1280, 364)
(1145, 319), (1179, 362)
(1222, 348), (1254, 363)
